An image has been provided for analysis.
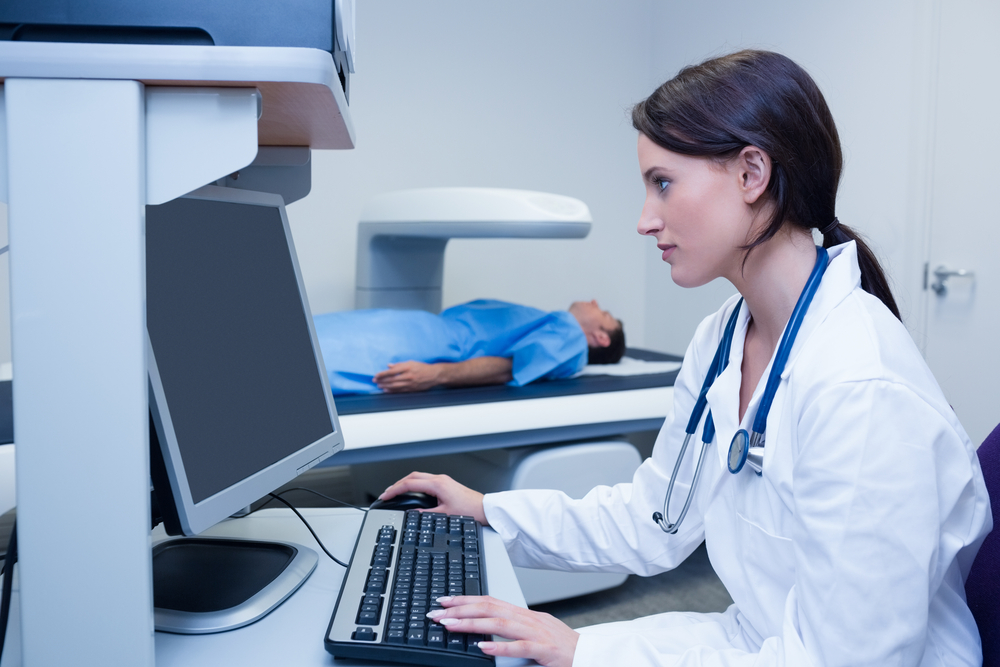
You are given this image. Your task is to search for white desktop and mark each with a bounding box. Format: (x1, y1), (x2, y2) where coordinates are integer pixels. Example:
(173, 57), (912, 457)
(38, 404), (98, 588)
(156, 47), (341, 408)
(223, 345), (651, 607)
(150, 509), (529, 667)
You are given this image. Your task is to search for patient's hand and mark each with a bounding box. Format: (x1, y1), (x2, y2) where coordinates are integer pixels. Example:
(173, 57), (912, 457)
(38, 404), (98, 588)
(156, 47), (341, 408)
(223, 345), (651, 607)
(374, 361), (442, 392)
(379, 472), (487, 524)
(375, 357), (513, 393)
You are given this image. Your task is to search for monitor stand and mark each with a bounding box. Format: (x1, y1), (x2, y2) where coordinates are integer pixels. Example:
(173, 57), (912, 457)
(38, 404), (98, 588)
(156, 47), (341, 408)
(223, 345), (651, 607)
(152, 537), (318, 634)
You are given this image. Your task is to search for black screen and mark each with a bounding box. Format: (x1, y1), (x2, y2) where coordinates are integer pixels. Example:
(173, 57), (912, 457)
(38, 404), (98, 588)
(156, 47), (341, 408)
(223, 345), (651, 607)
(146, 197), (333, 504)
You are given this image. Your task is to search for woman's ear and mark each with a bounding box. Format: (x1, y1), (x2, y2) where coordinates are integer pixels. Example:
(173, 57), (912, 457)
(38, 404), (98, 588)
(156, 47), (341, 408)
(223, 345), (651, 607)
(737, 146), (771, 204)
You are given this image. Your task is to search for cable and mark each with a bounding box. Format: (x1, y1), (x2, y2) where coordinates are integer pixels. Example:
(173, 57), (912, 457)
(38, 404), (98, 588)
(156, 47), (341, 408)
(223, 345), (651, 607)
(265, 493), (350, 568)
(258, 487), (368, 514)
(0, 519), (17, 662)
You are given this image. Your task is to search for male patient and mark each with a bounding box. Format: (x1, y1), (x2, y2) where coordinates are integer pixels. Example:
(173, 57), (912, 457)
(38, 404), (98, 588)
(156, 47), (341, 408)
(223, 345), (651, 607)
(313, 299), (625, 394)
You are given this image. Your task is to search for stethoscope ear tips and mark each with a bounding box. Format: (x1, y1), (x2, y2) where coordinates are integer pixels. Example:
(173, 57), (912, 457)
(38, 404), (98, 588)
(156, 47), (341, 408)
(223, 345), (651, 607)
(652, 512), (664, 523)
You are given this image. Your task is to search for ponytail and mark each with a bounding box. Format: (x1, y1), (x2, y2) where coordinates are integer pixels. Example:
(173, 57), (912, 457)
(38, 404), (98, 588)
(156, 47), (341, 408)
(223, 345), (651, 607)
(821, 220), (900, 320)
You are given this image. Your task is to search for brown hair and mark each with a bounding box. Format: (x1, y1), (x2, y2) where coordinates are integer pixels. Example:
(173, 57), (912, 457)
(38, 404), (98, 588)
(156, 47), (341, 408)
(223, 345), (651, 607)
(632, 50), (900, 319)
(588, 320), (626, 365)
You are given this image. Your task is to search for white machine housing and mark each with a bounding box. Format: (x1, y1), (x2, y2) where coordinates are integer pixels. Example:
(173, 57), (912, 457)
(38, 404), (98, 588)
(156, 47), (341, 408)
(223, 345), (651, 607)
(355, 187), (592, 312)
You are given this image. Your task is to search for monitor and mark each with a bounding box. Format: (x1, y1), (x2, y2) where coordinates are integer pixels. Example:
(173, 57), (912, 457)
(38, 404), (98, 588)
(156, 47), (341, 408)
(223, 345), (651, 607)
(145, 184), (345, 633)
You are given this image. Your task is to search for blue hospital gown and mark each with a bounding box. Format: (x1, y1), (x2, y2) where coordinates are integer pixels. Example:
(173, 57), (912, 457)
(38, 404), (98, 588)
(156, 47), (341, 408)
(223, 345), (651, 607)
(313, 300), (587, 395)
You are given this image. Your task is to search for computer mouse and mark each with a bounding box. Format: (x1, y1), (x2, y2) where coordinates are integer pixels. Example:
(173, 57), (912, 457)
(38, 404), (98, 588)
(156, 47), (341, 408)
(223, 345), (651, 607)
(369, 491), (439, 511)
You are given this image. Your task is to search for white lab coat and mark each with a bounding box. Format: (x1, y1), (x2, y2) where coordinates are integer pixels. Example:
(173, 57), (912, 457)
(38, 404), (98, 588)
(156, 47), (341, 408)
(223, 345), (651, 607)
(483, 242), (992, 667)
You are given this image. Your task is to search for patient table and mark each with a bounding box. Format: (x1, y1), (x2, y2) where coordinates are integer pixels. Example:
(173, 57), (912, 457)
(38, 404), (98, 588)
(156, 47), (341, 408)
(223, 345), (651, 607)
(329, 347), (678, 465)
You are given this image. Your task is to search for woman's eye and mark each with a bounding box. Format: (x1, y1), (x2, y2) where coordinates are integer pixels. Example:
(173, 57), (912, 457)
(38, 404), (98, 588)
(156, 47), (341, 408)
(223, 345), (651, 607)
(656, 179), (669, 192)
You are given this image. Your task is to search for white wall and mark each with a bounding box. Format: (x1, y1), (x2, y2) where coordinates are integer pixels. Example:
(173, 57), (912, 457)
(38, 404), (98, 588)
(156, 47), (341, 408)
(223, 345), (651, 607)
(289, 0), (657, 346)
(641, 0), (932, 355)
(0, 0), (959, 369)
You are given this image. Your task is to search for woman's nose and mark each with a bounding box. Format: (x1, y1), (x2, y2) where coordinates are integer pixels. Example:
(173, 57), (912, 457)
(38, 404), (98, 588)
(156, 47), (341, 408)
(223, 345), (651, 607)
(637, 198), (662, 236)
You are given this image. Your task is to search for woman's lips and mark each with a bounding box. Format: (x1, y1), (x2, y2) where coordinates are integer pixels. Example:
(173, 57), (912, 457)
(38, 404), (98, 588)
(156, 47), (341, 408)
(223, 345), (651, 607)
(658, 244), (676, 261)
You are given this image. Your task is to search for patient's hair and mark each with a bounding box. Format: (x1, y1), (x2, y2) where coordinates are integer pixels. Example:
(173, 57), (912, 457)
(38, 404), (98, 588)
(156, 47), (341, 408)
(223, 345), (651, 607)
(588, 320), (625, 365)
(631, 49), (900, 320)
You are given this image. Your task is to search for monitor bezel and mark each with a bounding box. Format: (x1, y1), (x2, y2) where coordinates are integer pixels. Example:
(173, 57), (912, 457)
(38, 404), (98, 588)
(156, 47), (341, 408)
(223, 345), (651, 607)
(147, 184), (344, 536)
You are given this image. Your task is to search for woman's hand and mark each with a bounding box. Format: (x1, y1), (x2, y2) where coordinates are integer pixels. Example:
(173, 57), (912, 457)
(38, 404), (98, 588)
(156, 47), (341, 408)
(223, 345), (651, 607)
(427, 596), (579, 667)
(378, 472), (487, 524)
(373, 361), (442, 393)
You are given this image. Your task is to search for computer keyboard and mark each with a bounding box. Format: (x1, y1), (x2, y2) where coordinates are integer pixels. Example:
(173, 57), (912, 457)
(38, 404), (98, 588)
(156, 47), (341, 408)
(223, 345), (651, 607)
(325, 508), (495, 667)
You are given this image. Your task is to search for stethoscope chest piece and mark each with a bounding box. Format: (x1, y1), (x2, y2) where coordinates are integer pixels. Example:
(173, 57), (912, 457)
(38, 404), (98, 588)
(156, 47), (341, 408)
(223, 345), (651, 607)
(728, 429), (749, 473)
(729, 429), (765, 476)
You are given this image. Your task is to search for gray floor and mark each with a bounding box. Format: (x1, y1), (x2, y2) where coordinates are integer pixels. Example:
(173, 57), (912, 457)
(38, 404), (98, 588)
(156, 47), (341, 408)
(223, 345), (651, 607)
(530, 543), (733, 629)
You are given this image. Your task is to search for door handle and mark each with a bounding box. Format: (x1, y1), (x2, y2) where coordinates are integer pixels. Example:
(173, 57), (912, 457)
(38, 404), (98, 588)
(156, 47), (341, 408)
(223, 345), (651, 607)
(930, 265), (975, 296)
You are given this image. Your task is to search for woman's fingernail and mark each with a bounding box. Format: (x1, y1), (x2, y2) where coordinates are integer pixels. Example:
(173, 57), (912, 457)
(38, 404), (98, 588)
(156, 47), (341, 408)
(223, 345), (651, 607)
(436, 596), (453, 603)
(439, 617), (459, 626)
(426, 609), (445, 619)
(478, 642), (496, 651)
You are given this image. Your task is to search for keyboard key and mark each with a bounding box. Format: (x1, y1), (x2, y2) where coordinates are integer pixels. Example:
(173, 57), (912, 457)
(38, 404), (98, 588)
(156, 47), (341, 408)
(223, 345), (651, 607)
(446, 633), (466, 651)
(352, 627), (376, 642)
(406, 628), (426, 645)
(386, 629), (406, 644)
(466, 634), (487, 655)
(427, 627), (446, 648)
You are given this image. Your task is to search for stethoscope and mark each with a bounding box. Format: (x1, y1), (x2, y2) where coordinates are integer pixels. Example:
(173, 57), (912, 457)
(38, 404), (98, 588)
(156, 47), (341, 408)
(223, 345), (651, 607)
(653, 246), (829, 534)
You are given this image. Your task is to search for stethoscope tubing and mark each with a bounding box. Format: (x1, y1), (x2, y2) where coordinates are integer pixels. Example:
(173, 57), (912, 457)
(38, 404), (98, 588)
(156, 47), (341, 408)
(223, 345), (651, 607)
(750, 246), (830, 435)
(654, 246), (830, 533)
(653, 297), (741, 533)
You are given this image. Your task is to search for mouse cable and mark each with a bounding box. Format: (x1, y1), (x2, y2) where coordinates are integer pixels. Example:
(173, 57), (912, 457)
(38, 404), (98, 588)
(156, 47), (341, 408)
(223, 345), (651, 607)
(264, 487), (369, 514)
(265, 493), (350, 568)
(0, 519), (17, 663)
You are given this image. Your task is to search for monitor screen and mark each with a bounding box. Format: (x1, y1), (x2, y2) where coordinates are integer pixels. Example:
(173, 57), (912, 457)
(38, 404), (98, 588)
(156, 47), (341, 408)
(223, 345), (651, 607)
(146, 185), (344, 536)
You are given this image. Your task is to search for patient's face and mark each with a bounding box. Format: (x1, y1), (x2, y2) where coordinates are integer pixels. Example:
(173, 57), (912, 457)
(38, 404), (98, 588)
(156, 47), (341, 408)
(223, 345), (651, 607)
(569, 300), (618, 346)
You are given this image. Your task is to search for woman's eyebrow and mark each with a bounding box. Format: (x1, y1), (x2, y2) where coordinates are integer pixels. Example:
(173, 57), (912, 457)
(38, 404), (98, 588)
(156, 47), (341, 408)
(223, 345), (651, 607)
(643, 166), (671, 181)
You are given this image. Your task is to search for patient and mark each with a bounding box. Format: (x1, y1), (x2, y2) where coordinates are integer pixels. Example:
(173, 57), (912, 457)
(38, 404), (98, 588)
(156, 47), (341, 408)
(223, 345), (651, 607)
(313, 299), (625, 394)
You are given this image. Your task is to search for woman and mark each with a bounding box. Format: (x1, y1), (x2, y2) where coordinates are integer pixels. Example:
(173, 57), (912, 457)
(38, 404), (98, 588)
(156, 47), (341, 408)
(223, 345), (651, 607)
(379, 50), (991, 666)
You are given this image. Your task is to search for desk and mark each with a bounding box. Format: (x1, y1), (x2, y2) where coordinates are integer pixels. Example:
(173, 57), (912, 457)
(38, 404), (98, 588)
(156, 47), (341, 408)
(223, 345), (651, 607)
(1, 508), (532, 666)
(153, 508), (532, 666)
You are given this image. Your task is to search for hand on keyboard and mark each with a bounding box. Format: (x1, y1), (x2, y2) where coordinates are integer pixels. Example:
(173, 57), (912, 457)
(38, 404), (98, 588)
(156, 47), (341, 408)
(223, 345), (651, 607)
(428, 595), (580, 667)
(326, 509), (497, 667)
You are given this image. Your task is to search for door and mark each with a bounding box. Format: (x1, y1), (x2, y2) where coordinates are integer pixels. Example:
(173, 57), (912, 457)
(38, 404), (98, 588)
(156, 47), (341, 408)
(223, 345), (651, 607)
(922, 0), (1000, 447)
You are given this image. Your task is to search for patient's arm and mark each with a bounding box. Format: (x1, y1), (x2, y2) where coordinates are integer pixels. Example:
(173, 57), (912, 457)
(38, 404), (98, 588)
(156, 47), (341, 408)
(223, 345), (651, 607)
(373, 357), (513, 393)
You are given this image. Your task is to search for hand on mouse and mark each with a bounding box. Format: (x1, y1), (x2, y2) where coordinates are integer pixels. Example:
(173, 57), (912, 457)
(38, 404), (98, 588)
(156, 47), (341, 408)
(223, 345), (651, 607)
(379, 472), (487, 525)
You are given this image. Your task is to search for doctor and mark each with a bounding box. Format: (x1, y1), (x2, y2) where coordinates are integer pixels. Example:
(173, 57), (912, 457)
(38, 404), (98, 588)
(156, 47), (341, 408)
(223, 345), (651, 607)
(379, 50), (992, 666)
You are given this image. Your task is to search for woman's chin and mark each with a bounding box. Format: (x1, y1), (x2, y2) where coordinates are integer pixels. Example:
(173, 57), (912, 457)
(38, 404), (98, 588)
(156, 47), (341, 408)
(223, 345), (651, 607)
(669, 268), (711, 289)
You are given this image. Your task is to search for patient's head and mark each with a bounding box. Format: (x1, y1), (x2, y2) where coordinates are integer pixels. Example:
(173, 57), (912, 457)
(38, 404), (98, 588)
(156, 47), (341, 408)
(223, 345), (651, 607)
(568, 300), (626, 365)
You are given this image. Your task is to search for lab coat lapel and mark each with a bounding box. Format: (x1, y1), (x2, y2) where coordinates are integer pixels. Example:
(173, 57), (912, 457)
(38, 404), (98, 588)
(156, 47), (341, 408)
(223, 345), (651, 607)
(778, 241), (861, 377)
